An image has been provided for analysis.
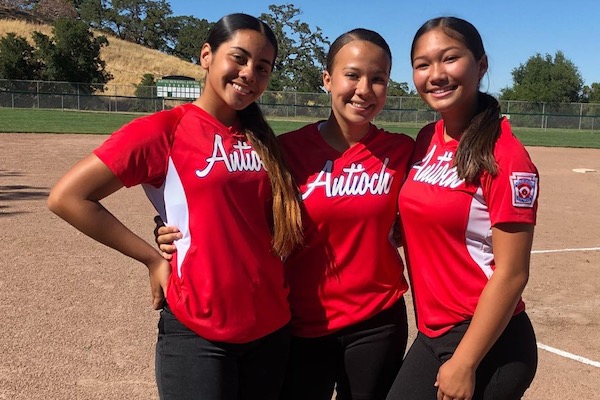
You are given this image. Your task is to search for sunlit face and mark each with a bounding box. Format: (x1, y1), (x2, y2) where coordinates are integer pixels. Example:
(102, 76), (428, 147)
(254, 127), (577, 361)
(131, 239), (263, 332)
(199, 29), (275, 124)
(411, 28), (487, 120)
(323, 40), (390, 129)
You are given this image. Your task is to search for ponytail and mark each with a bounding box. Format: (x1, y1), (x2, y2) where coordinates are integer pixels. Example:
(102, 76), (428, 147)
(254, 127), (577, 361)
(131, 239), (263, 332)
(238, 102), (303, 257)
(454, 92), (501, 183)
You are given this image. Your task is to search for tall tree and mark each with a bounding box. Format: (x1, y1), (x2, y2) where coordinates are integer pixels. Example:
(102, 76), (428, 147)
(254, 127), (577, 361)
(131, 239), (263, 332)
(0, 32), (41, 79)
(167, 15), (212, 63)
(500, 51), (583, 103)
(32, 18), (112, 92)
(78, 0), (113, 31)
(106, 0), (174, 51)
(259, 4), (329, 92)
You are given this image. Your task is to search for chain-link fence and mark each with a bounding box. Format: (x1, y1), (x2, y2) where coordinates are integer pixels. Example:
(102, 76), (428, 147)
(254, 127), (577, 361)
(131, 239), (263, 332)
(1, 79), (599, 130)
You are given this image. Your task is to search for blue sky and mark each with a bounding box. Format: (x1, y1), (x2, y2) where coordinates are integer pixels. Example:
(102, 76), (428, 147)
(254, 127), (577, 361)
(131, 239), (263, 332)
(168, 1), (600, 95)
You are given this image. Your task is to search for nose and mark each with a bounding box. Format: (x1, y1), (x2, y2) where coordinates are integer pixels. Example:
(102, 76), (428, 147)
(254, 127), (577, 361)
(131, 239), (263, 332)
(430, 63), (447, 83)
(355, 78), (372, 96)
(239, 64), (255, 83)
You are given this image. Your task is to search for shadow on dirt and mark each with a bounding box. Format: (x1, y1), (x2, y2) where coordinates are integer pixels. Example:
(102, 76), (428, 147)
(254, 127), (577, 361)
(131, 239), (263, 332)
(0, 172), (50, 216)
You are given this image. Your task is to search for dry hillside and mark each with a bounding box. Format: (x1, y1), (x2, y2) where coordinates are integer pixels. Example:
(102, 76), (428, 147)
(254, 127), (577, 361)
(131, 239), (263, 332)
(0, 18), (205, 96)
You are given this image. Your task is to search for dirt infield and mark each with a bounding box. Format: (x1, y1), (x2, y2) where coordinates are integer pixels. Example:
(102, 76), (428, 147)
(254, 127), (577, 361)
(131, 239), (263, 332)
(1, 133), (599, 400)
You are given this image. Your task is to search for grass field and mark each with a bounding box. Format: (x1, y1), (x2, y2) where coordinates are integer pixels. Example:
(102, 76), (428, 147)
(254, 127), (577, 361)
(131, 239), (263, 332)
(2, 108), (600, 148)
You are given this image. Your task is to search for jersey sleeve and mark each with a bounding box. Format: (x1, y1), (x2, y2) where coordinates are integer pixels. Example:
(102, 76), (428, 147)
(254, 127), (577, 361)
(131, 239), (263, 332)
(481, 122), (539, 226)
(94, 109), (179, 188)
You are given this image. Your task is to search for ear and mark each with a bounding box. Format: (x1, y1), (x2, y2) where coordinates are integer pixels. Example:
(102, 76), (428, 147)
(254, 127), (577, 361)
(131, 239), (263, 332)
(200, 43), (212, 69)
(478, 54), (488, 80)
(323, 70), (332, 93)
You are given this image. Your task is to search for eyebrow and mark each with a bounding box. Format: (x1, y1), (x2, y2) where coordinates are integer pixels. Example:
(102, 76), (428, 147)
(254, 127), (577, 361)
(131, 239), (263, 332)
(413, 45), (463, 60)
(230, 46), (273, 66)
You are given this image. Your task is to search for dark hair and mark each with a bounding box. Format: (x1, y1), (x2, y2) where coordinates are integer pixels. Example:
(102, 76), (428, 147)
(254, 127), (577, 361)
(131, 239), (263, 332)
(206, 13), (303, 256)
(326, 28), (392, 73)
(412, 17), (501, 183)
(206, 13), (278, 65)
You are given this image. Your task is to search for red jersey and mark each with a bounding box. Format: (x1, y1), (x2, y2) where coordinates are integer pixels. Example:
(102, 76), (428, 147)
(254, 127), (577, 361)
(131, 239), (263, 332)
(278, 123), (414, 337)
(94, 104), (290, 343)
(398, 118), (539, 338)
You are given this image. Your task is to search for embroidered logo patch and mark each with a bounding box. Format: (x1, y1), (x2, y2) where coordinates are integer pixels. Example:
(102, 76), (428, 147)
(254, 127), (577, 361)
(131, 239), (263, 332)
(510, 172), (538, 208)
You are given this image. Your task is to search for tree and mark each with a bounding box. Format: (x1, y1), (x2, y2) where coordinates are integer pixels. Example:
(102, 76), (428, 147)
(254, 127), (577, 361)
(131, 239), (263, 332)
(387, 79), (414, 97)
(0, 32), (41, 80)
(500, 51), (583, 103)
(32, 18), (112, 92)
(259, 4), (329, 92)
(134, 72), (156, 97)
(103, 0), (174, 51)
(78, 0), (113, 31)
(582, 82), (600, 103)
(167, 15), (212, 63)
(0, 32), (40, 80)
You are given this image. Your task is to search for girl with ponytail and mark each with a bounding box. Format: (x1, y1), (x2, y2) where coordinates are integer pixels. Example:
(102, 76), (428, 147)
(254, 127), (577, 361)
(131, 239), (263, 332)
(387, 16), (539, 400)
(49, 13), (302, 400)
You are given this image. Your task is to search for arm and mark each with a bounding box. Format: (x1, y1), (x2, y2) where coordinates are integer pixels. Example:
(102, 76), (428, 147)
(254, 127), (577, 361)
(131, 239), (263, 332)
(435, 223), (534, 400)
(48, 154), (170, 310)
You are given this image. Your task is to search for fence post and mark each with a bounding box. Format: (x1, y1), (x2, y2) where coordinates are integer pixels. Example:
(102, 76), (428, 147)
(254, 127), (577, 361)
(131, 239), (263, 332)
(541, 103), (546, 130)
(579, 103), (583, 130)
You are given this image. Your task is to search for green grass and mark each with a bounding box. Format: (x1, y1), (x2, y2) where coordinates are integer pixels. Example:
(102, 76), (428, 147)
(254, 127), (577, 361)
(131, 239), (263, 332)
(2, 108), (600, 148)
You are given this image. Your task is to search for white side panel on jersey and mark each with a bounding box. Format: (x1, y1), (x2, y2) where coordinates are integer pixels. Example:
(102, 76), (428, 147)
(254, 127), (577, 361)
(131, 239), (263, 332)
(142, 183), (166, 220)
(163, 157), (191, 278)
(465, 187), (494, 278)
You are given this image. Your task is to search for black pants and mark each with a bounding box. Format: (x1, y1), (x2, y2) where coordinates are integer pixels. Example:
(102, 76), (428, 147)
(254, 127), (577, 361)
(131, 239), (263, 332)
(280, 299), (408, 400)
(386, 311), (538, 400)
(155, 304), (290, 400)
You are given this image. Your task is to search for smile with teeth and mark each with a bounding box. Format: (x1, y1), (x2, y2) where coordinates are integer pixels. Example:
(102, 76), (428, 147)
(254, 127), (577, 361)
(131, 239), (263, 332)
(232, 83), (251, 94)
(429, 86), (457, 94)
(349, 102), (372, 109)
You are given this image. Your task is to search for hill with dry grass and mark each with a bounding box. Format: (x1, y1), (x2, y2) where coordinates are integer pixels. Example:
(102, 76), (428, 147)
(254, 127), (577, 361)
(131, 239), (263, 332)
(0, 17), (205, 96)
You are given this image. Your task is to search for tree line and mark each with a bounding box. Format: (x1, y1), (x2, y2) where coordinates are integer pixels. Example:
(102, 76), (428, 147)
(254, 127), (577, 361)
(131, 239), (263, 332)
(1, 0), (599, 103)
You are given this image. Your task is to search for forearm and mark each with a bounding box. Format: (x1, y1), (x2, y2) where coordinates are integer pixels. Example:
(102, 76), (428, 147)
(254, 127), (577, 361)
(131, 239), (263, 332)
(48, 153), (162, 267)
(452, 224), (534, 369)
(452, 268), (528, 369)
(52, 197), (160, 266)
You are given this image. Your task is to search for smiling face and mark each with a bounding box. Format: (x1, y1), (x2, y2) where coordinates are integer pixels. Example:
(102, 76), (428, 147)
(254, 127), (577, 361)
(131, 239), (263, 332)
(411, 27), (487, 121)
(198, 29), (275, 125)
(323, 40), (391, 131)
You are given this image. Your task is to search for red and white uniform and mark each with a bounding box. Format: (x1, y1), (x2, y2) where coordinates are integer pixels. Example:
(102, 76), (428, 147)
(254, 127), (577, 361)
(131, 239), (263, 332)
(94, 104), (290, 343)
(398, 117), (539, 338)
(278, 123), (414, 337)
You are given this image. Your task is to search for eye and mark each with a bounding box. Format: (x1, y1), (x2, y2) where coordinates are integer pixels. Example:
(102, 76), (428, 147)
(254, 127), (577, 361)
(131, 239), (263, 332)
(444, 55), (459, 63)
(231, 53), (246, 64)
(413, 62), (428, 70)
(345, 73), (359, 80)
(257, 65), (271, 75)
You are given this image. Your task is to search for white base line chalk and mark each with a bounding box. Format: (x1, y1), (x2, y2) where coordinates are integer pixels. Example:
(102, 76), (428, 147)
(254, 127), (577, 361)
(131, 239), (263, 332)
(537, 343), (600, 368)
(531, 247), (600, 254)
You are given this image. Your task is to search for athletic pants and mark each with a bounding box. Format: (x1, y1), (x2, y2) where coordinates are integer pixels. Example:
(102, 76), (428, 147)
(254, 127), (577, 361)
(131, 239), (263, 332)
(280, 299), (408, 400)
(386, 311), (538, 400)
(155, 303), (290, 400)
